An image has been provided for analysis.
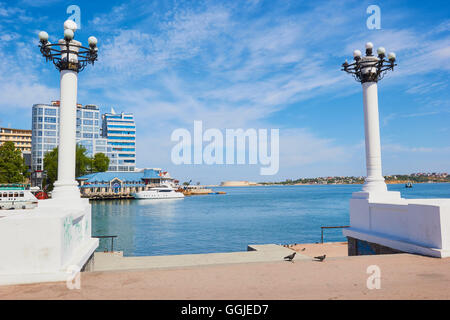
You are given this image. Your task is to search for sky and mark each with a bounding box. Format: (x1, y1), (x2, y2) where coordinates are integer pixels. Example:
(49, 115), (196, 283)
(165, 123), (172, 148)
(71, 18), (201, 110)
(0, 0), (449, 184)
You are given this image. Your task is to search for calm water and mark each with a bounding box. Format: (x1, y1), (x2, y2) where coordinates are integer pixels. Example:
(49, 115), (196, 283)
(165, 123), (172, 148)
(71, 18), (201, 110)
(92, 183), (450, 256)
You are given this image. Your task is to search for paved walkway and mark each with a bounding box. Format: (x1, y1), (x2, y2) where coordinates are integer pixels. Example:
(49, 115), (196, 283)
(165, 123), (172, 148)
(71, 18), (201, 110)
(290, 242), (348, 257)
(1, 250), (450, 299)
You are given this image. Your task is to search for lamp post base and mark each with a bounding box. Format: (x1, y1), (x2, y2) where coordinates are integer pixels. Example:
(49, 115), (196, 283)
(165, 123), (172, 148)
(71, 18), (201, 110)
(52, 181), (81, 200)
(352, 190), (401, 202)
(345, 196), (450, 258)
(0, 198), (98, 285)
(361, 176), (388, 193)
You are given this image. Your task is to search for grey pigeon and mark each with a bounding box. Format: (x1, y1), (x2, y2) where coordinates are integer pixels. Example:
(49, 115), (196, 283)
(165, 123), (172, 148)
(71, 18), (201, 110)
(284, 252), (296, 262)
(314, 254), (326, 262)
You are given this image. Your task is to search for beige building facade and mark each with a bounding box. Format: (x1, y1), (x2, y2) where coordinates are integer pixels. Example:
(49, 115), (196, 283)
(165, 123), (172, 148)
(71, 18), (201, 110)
(0, 127), (32, 153)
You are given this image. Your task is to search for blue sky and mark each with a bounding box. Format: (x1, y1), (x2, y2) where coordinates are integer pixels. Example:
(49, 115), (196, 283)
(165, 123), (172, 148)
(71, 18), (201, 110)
(0, 0), (449, 184)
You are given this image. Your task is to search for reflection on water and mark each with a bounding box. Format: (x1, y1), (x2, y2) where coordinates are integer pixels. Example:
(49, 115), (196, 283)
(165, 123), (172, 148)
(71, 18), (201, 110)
(91, 183), (450, 256)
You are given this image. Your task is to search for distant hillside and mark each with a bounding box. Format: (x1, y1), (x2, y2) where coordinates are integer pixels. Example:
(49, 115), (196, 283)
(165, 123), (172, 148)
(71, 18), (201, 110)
(259, 173), (449, 185)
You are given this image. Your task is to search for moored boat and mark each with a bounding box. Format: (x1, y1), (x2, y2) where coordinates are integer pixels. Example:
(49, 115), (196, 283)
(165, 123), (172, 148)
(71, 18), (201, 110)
(0, 184), (38, 210)
(131, 184), (185, 200)
(181, 185), (214, 195)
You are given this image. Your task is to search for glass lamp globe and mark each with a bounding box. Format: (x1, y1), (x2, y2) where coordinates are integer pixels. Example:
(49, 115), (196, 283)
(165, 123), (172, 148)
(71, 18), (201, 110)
(88, 36), (98, 47)
(64, 20), (77, 32)
(38, 31), (49, 42)
(388, 52), (396, 61)
(377, 47), (386, 56)
(64, 29), (74, 41)
(353, 50), (362, 59)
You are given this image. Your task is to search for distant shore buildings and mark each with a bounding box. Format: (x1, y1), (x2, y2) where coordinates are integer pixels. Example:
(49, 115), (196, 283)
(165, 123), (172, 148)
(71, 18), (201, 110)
(220, 181), (259, 187)
(259, 173), (450, 185)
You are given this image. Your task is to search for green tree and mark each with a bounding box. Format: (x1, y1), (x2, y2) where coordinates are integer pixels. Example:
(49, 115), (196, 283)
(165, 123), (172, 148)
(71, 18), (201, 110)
(0, 141), (28, 183)
(91, 152), (109, 172)
(76, 145), (90, 178)
(43, 144), (91, 190)
(43, 147), (58, 190)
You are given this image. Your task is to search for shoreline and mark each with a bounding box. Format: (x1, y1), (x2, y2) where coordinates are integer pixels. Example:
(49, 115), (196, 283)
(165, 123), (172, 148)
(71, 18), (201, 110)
(217, 181), (450, 187)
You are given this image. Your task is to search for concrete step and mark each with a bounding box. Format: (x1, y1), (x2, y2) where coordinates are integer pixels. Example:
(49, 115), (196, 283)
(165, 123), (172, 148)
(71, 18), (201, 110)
(91, 244), (310, 271)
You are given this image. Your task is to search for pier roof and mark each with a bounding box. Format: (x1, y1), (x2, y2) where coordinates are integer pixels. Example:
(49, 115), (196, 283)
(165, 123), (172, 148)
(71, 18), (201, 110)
(77, 170), (161, 183)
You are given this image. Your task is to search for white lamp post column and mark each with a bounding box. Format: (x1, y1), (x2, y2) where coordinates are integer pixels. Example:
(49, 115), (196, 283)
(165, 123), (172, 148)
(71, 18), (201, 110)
(52, 69), (79, 199)
(38, 20), (98, 200)
(342, 42), (397, 196)
(361, 79), (387, 193)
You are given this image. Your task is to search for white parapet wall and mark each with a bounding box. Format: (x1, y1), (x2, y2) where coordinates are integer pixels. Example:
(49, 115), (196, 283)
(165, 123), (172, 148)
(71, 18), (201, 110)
(344, 191), (450, 258)
(0, 198), (98, 285)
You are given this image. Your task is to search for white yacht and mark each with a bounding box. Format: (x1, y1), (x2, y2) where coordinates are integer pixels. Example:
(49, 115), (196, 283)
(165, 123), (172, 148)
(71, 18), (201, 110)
(0, 185), (39, 210)
(131, 184), (185, 200)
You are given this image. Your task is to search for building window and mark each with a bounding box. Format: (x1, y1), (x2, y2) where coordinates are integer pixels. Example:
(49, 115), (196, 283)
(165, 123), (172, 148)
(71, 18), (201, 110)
(84, 111), (93, 119)
(44, 124), (56, 130)
(44, 117), (57, 123)
(45, 109), (57, 116)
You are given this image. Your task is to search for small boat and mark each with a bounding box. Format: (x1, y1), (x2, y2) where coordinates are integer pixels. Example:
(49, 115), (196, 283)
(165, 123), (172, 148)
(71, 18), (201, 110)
(0, 184), (38, 210)
(181, 185), (214, 195)
(405, 181), (413, 188)
(131, 184), (185, 200)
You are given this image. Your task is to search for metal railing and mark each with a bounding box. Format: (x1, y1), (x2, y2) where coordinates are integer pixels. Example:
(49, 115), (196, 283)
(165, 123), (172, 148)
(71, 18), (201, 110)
(93, 235), (117, 252)
(320, 226), (349, 243)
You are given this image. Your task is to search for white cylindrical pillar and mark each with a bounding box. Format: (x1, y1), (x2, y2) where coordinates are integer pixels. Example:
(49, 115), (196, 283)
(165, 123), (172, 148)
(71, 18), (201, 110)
(361, 81), (387, 193)
(52, 69), (80, 199)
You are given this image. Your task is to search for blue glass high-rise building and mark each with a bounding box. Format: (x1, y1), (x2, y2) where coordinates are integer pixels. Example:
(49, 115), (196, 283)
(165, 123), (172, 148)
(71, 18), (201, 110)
(31, 101), (107, 172)
(31, 102), (59, 171)
(76, 104), (107, 158)
(101, 109), (136, 172)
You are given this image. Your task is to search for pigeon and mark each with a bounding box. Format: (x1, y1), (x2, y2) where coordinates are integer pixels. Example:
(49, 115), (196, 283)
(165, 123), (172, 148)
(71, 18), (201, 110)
(284, 252), (296, 262)
(314, 254), (326, 262)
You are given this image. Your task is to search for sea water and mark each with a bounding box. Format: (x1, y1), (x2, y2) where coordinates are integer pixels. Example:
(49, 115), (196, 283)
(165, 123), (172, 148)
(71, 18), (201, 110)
(92, 183), (450, 256)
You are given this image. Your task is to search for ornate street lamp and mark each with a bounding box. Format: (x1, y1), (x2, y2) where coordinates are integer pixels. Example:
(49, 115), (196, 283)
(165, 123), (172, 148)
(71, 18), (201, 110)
(38, 20), (98, 199)
(38, 20), (98, 72)
(342, 42), (396, 83)
(342, 42), (396, 195)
